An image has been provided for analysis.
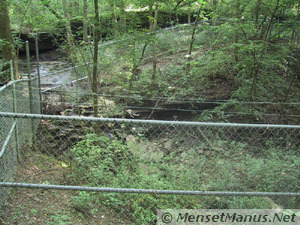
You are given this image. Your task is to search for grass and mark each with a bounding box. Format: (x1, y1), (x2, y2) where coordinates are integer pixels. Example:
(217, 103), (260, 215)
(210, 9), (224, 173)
(67, 133), (300, 223)
(0, 150), (128, 225)
(1, 128), (300, 224)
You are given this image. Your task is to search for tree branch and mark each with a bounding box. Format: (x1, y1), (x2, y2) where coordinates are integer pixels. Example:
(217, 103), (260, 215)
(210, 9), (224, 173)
(40, 0), (62, 19)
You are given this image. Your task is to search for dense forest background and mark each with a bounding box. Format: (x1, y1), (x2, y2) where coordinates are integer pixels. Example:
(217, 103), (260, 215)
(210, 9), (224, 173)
(1, 1), (300, 224)
(1, 0), (300, 124)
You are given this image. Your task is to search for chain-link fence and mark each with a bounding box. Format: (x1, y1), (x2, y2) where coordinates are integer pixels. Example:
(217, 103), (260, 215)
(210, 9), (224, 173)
(0, 77), (41, 210)
(1, 22), (300, 224)
(39, 23), (196, 109)
(1, 110), (300, 223)
(36, 21), (300, 125)
(1, 87), (300, 223)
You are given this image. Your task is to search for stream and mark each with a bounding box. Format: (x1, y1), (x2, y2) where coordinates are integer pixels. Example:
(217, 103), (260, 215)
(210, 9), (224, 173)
(18, 48), (218, 121)
(19, 50), (74, 90)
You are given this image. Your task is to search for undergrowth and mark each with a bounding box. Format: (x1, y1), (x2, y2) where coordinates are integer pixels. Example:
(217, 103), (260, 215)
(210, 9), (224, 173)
(68, 133), (300, 224)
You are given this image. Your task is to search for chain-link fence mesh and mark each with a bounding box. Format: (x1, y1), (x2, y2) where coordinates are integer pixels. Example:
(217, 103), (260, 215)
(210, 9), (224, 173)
(0, 78), (40, 209)
(1, 111), (300, 223)
(35, 21), (300, 125)
(0, 83), (17, 209)
(0, 122), (17, 210)
(1, 22), (300, 224)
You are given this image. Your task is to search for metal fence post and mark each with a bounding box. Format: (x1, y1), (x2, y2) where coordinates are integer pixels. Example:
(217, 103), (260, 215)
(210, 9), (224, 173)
(10, 60), (20, 161)
(25, 41), (36, 145)
(35, 33), (43, 114)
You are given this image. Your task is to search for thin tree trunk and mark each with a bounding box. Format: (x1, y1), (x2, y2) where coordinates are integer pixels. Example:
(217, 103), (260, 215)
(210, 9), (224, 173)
(129, 41), (137, 92)
(0, 0), (18, 81)
(290, 29), (295, 43)
(62, 0), (75, 58)
(120, 0), (126, 33)
(212, 0), (218, 14)
(111, 0), (118, 36)
(255, 0), (261, 29)
(279, 74), (296, 123)
(279, 48), (300, 122)
(259, 14), (268, 40)
(213, 0), (217, 7)
(249, 46), (266, 101)
(150, 3), (158, 89)
(297, 8), (300, 45)
(63, 0), (92, 86)
(149, 4), (153, 30)
(40, 0), (61, 19)
(186, 6), (202, 75)
(15, 1), (31, 60)
(249, 50), (258, 101)
(233, 0), (240, 63)
(83, 0), (88, 43)
(129, 43), (147, 91)
(264, 0), (280, 42)
(92, 0), (100, 117)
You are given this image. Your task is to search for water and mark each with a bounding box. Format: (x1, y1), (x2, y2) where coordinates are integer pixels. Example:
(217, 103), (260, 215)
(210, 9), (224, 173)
(35, 61), (73, 89)
(19, 50), (74, 90)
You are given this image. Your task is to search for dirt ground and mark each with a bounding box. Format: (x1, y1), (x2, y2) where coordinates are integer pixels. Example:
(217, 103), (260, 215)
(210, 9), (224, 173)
(0, 150), (129, 225)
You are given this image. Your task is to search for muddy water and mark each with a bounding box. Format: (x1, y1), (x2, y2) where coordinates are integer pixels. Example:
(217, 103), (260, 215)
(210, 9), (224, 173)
(35, 61), (73, 89)
(19, 50), (74, 90)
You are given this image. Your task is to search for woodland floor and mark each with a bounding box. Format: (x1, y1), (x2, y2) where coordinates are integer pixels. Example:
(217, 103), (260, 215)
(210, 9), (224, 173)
(0, 150), (129, 225)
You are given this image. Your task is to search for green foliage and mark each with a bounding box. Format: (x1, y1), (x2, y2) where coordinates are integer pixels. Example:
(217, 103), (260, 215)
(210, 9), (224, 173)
(49, 212), (73, 225)
(71, 134), (136, 185)
(7, 0), (300, 122)
(70, 134), (204, 224)
(69, 133), (300, 223)
(3, 0), (300, 223)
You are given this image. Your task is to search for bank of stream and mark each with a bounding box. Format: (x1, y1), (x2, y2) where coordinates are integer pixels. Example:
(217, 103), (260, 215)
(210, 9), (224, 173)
(19, 48), (225, 121)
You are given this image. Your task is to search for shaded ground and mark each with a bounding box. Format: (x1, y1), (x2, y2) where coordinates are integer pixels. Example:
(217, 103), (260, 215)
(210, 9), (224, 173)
(0, 150), (129, 225)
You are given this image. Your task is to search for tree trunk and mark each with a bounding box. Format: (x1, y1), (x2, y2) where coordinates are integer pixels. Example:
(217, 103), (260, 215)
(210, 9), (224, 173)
(111, 0), (118, 36)
(120, 0), (126, 33)
(150, 3), (158, 89)
(213, 0), (218, 7)
(212, 0), (218, 13)
(62, 0), (76, 58)
(41, 0), (61, 19)
(258, 14), (268, 40)
(186, 6), (202, 75)
(92, 0), (100, 117)
(129, 43), (147, 91)
(0, 0), (18, 81)
(255, 0), (261, 29)
(233, 0), (240, 63)
(83, 0), (88, 43)
(188, 9), (191, 24)
(264, 0), (280, 42)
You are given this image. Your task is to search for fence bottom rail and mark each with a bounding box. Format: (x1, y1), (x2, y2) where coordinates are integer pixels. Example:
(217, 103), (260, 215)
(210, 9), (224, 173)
(0, 182), (300, 197)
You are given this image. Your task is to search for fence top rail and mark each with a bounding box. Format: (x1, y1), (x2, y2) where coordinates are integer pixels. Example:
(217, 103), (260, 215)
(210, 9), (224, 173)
(0, 79), (30, 92)
(0, 182), (300, 197)
(1, 112), (300, 129)
(0, 121), (16, 158)
(41, 76), (89, 93)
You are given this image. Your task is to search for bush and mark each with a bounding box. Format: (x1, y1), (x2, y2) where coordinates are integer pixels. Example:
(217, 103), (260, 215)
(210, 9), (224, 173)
(69, 133), (300, 223)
